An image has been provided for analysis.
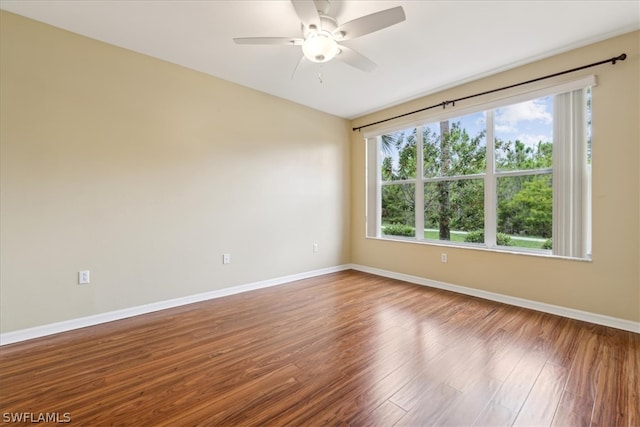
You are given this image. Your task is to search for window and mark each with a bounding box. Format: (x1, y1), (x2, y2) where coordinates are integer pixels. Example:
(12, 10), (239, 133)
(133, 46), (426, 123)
(366, 77), (593, 259)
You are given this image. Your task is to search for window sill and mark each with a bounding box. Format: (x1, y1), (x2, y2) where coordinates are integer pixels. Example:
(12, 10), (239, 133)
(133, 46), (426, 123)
(369, 234), (592, 262)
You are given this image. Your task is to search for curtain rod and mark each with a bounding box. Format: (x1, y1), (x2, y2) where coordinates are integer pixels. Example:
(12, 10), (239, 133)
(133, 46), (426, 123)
(352, 53), (627, 132)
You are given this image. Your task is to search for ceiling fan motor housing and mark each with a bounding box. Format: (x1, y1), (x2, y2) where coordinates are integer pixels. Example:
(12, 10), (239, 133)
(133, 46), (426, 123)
(302, 13), (338, 38)
(302, 13), (341, 63)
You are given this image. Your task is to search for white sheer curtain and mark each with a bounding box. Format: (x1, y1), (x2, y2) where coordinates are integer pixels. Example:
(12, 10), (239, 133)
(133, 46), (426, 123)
(365, 137), (381, 238)
(552, 88), (590, 258)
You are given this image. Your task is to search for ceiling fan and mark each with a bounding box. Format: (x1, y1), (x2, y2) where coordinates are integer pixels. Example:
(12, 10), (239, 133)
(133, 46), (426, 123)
(233, 0), (406, 74)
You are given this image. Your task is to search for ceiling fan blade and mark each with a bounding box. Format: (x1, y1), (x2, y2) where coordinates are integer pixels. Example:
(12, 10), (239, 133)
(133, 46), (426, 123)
(335, 6), (405, 40)
(291, 0), (321, 29)
(233, 37), (303, 45)
(290, 55), (306, 80)
(335, 45), (377, 72)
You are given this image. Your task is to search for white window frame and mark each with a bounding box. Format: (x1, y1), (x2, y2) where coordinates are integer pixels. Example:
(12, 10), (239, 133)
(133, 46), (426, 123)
(365, 75), (595, 259)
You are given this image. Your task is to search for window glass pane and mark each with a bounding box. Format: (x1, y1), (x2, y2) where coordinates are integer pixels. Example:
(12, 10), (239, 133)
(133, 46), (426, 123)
(497, 174), (552, 249)
(495, 96), (553, 172)
(424, 179), (484, 242)
(381, 183), (415, 237)
(380, 128), (417, 181)
(423, 112), (486, 178)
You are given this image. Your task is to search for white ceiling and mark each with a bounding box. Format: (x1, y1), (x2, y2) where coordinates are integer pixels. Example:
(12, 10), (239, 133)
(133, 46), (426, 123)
(1, 0), (638, 119)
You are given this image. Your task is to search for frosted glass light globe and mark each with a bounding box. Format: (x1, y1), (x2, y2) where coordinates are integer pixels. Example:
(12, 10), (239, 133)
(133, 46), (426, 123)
(302, 32), (339, 63)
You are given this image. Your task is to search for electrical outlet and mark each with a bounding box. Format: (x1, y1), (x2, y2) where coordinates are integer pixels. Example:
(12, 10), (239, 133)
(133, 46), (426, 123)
(222, 253), (231, 264)
(78, 270), (90, 284)
(313, 243), (319, 253)
(440, 253), (448, 263)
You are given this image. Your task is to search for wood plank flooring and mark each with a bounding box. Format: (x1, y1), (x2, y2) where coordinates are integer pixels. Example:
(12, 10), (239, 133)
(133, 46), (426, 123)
(1, 270), (638, 426)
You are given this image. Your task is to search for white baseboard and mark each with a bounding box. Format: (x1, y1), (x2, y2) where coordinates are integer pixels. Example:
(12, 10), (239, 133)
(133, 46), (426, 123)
(2, 263), (637, 345)
(0, 265), (352, 346)
(350, 264), (640, 334)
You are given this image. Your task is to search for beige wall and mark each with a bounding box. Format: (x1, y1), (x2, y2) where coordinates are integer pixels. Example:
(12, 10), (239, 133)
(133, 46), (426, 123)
(0, 11), (351, 332)
(351, 31), (640, 323)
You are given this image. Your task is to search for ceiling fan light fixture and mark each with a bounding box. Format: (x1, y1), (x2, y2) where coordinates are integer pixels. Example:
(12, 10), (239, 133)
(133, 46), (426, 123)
(302, 32), (339, 63)
(234, 1), (406, 73)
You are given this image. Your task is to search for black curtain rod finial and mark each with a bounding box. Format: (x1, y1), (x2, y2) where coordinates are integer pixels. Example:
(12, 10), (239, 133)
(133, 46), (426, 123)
(612, 53), (627, 64)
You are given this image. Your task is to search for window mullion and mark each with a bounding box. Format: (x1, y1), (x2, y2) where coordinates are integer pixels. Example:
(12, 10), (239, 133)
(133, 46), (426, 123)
(485, 110), (497, 247)
(415, 127), (425, 240)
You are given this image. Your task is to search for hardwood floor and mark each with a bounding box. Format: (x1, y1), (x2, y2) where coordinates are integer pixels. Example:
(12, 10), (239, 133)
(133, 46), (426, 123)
(1, 270), (638, 426)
